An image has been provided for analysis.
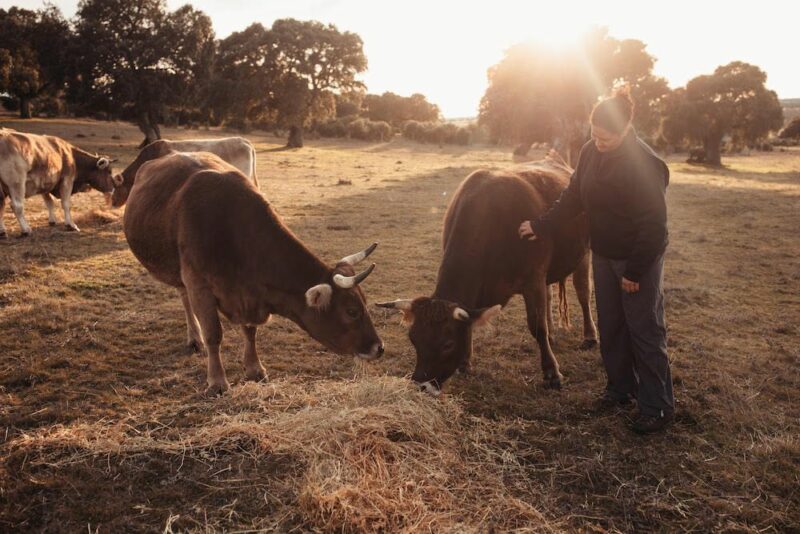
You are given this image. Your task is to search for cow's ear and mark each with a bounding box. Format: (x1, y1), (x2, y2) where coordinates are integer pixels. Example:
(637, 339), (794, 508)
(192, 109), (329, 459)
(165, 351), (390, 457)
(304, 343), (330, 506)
(470, 304), (503, 329)
(305, 283), (333, 309)
(399, 307), (415, 325)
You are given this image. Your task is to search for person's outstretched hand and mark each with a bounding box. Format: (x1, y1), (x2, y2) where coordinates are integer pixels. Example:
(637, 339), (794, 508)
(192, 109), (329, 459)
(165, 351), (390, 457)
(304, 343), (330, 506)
(518, 220), (538, 241)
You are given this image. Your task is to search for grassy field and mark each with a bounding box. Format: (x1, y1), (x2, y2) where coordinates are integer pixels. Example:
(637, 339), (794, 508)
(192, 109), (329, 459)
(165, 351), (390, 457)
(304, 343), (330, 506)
(1, 117), (798, 532)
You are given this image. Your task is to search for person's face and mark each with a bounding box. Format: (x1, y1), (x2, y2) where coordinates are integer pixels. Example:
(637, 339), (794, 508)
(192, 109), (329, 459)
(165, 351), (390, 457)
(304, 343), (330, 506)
(591, 124), (627, 153)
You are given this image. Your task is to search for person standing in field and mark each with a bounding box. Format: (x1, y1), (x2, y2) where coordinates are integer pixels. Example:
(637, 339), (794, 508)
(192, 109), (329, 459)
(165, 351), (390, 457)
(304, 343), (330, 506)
(518, 87), (675, 434)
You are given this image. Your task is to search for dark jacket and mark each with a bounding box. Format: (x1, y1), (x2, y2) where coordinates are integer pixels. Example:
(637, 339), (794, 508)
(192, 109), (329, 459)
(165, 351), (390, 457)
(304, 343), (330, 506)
(532, 132), (669, 282)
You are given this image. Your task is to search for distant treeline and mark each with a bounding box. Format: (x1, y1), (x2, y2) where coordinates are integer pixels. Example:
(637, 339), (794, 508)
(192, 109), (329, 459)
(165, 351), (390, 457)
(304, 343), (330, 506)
(0, 2), (456, 148)
(478, 28), (786, 166)
(0, 3), (791, 162)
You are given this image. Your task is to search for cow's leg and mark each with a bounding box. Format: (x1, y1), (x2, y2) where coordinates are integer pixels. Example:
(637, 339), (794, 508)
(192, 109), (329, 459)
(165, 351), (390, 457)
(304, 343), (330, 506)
(546, 284), (555, 345)
(573, 251), (599, 350)
(58, 179), (79, 232)
(60, 194), (79, 232)
(0, 190), (6, 238)
(241, 325), (267, 382)
(7, 182), (31, 236)
(523, 274), (563, 389)
(183, 277), (228, 396)
(42, 193), (58, 226)
(178, 288), (203, 354)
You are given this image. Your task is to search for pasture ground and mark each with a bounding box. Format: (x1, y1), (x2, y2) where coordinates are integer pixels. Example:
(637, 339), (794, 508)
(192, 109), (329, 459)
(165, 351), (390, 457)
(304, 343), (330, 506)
(1, 117), (798, 532)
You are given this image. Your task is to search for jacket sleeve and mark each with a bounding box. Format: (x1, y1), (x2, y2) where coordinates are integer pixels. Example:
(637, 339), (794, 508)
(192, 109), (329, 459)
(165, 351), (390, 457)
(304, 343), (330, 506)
(623, 156), (669, 282)
(530, 148), (588, 236)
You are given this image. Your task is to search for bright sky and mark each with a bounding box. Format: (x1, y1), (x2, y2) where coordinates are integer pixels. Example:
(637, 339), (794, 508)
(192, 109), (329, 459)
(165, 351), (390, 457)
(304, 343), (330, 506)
(4, 0), (798, 117)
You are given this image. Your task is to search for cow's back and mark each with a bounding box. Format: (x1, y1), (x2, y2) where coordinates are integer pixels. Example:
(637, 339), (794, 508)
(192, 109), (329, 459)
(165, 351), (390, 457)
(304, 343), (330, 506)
(439, 163), (588, 305)
(167, 138), (255, 182)
(124, 152), (226, 286)
(124, 151), (261, 289)
(515, 167), (590, 283)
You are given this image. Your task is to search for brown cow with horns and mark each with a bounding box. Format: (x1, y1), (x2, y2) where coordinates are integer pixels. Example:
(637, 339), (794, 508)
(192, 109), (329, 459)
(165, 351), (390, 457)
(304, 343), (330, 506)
(379, 153), (598, 395)
(123, 151), (384, 395)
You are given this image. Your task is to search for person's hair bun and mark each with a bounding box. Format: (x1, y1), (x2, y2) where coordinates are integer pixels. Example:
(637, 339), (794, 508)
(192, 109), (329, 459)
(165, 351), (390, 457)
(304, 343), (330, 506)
(591, 86), (635, 135)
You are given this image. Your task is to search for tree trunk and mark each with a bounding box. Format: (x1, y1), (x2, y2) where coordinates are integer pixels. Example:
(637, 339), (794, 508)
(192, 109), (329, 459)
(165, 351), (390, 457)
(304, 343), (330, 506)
(19, 97), (31, 119)
(137, 112), (161, 149)
(704, 135), (723, 167)
(287, 125), (304, 148)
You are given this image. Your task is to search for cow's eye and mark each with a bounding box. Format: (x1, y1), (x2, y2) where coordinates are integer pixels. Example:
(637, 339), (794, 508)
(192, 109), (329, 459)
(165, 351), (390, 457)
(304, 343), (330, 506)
(442, 340), (456, 353)
(346, 307), (361, 320)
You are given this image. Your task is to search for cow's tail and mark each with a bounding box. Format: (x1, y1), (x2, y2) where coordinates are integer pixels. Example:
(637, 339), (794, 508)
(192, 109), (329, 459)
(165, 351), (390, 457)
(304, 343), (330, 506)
(557, 279), (571, 329)
(250, 143), (259, 188)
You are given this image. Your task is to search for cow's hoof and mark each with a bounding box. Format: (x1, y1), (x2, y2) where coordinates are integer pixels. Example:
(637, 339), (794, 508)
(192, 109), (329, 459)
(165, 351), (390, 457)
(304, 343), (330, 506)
(579, 339), (598, 351)
(245, 366), (268, 382)
(542, 371), (564, 390)
(181, 340), (203, 355)
(0, 231), (7, 239)
(49, 221), (57, 227)
(64, 224), (80, 232)
(18, 231), (31, 239)
(205, 381), (230, 397)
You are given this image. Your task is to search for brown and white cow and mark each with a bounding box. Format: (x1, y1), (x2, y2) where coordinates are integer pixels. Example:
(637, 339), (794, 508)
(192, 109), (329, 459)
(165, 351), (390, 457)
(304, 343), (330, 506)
(378, 154), (598, 395)
(123, 151), (383, 396)
(111, 137), (257, 208)
(0, 129), (117, 236)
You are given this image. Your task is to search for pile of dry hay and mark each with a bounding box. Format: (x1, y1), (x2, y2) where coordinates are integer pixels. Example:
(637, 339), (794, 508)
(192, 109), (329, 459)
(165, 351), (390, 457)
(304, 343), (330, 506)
(11, 375), (558, 532)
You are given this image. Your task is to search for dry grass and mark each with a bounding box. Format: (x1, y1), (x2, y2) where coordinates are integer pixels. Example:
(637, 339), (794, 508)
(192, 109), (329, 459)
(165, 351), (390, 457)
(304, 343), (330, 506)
(9, 377), (554, 532)
(1, 115), (799, 532)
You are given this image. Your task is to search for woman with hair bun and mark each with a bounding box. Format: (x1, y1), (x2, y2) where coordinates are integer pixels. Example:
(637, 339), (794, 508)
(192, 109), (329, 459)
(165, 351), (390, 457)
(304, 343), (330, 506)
(518, 87), (675, 434)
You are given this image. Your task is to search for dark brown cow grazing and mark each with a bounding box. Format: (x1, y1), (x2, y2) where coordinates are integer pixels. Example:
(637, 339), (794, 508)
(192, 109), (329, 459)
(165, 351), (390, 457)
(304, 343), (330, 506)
(379, 154), (597, 395)
(124, 151), (383, 395)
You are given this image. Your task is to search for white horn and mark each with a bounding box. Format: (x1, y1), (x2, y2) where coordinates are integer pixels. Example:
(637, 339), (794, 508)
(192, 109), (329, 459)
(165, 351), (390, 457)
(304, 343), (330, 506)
(453, 307), (470, 322)
(376, 299), (413, 311)
(340, 242), (378, 266)
(333, 263), (376, 288)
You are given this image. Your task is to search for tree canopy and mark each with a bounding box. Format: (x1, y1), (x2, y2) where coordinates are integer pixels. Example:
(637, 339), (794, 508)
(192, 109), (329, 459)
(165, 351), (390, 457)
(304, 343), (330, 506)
(479, 28), (669, 162)
(779, 116), (800, 139)
(0, 6), (70, 117)
(362, 92), (440, 125)
(661, 61), (783, 165)
(70, 0), (215, 145)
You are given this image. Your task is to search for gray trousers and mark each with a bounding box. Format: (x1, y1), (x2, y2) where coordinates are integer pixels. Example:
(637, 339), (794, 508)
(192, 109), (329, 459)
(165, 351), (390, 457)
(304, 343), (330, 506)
(592, 253), (674, 417)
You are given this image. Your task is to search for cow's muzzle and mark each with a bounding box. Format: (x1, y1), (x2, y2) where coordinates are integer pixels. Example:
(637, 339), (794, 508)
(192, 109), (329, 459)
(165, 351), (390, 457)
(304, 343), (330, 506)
(414, 379), (441, 397)
(357, 341), (385, 361)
